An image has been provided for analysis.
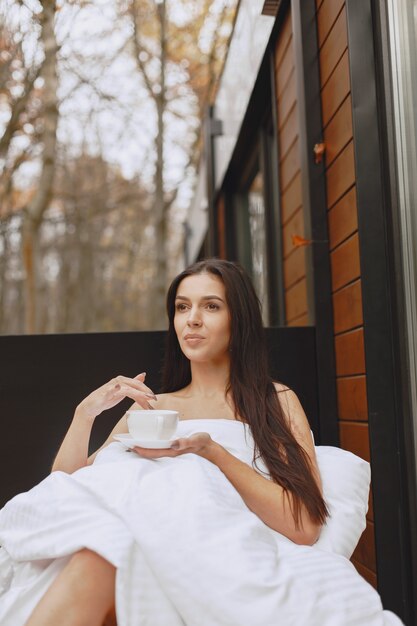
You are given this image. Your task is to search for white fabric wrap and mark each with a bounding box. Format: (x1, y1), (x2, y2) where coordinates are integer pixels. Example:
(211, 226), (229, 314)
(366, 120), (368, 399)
(314, 445), (371, 558)
(0, 419), (403, 626)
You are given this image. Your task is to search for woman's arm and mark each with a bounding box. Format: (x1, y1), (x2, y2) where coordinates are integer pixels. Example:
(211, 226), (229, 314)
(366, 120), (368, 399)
(134, 388), (323, 545)
(51, 373), (157, 474)
(203, 390), (321, 544)
(51, 405), (96, 474)
(204, 387), (322, 544)
(202, 440), (320, 545)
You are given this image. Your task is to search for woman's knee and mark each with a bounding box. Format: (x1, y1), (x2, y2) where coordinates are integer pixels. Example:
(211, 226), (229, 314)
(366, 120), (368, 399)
(66, 549), (116, 592)
(25, 550), (116, 626)
(70, 548), (110, 567)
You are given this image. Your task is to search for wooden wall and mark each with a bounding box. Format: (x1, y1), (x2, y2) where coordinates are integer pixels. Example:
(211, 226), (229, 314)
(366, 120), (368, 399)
(273, 1), (376, 588)
(214, 0), (376, 589)
(315, 0), (376, 587)
(274, 10), (309, 327)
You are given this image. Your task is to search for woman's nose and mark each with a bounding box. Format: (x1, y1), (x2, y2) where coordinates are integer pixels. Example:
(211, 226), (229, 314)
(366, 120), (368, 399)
(186, 309), (202, 326)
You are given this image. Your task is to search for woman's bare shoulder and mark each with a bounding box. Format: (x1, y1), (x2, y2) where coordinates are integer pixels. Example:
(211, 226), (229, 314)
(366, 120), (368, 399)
(273, 382), (291, 393)
(273, 381), (302, 411)
(272, 383), (313, 448)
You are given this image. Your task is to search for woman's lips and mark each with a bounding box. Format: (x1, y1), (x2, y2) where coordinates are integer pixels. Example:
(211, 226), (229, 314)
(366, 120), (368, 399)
(184, 337), (204, 345)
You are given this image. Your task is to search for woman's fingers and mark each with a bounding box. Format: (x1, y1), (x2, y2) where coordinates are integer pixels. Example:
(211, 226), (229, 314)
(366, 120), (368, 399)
(112, 375), (157, 400)
(111, 384), (156, 410)
(132, 440), (185, 459)
(170, 438), (186, 450)
(171, 433), (212, 453)
(79, 373), (156, 419)
(132, 434), (213, 459)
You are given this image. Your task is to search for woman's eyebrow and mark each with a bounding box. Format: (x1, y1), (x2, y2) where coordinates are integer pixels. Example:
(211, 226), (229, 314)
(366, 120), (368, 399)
(175, 295), (224, 302)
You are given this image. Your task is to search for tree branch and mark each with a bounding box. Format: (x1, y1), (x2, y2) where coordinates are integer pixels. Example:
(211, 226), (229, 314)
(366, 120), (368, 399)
(0, 66), (41, 160)
(129, 1), (157, 99)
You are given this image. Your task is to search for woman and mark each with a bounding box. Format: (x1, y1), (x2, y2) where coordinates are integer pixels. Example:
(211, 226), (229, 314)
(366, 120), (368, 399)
(0, 259), (402, 626)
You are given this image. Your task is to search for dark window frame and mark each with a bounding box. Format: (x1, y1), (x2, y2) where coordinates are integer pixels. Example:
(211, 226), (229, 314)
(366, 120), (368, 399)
(343, 0), (416, 621)
(291, 0), (339, 447)
(219, 51), (286, 327)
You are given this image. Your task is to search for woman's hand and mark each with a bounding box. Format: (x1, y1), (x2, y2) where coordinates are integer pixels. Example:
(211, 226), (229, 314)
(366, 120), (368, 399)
(132, 432), (214, 460)
(77, 372), (157, 422)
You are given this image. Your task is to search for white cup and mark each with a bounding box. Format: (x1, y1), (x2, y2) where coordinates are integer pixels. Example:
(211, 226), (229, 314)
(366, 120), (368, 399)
(126, 410), (179, 441)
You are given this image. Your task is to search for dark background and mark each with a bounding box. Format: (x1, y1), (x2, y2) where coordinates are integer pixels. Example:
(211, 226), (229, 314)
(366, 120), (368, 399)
(0, 327), (318, 508)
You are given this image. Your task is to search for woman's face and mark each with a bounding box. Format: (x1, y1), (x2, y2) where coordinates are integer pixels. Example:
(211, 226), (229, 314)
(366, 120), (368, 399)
(174, 272), (231, 364)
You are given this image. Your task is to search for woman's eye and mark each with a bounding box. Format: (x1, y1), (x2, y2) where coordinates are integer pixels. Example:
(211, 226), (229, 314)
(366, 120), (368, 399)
(207, 303), (219, 310)
(175, 303), (187, 311)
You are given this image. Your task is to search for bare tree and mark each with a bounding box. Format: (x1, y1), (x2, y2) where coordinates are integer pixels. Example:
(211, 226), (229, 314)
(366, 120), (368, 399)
(126, 0), (237, 327)
(44, 152), (153, 333)
(0, 19), (43, 217)
(0, 2), (60, 333)
(0, 0), (237, 335)
(21, 0), (59, 333)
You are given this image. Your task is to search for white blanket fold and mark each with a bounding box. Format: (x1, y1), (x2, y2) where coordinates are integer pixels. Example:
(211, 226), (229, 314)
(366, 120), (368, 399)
(0, 419), (403, 625)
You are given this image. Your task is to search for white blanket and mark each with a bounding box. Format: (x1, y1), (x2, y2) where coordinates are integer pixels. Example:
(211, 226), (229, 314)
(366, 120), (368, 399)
(0, 419), (403, 625)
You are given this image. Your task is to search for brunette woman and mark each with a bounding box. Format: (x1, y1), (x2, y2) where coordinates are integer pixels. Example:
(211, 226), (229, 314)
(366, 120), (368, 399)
(20, 258), (327, 626)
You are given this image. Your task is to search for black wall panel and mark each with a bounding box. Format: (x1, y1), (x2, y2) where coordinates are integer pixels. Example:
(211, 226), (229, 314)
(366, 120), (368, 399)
(0, 327), (318, 508)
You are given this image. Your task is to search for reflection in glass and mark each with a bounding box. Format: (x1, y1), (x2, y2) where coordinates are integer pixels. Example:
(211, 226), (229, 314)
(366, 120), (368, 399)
(248, 171), (269, 325)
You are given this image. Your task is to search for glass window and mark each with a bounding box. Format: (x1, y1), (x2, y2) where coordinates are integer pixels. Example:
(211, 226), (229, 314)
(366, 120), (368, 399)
(229, 120), (284, 328)
(247, 170), (270, 324)
(387, 0), (417, 468)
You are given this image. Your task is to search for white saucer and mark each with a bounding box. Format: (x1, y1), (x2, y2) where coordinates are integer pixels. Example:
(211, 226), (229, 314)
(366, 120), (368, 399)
(113, 434), (177, 449)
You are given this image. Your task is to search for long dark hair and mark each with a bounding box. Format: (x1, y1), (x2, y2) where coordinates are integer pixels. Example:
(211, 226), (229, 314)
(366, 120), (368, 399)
(161, 258), (328, 527)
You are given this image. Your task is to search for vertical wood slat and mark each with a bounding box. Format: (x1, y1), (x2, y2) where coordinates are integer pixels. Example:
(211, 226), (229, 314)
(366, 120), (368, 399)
(368, 486), (374, 522)
(326, 140), (355, 208)
(336, 375), (368, 420)
(285, 276), (308, 322)
(335, 327), (366, 375)
(339, 420), (370, 461)
(321, 50), (351, 127)
(284, 246), (306, 288)
(279, 105), (298, 161)
(330, 232), (361, 292)
(352, 520), (377, 570)
(319, 6), (348, 86)
(277, 70), (297, 130)
(333, 278), (363, 333)
(282, 208), (305, 258)
(280, 139), (300, 192)
(324, 94), (353, 167)
(328, 186), (358, 249)
(315, 0), (376, 589)
(275, 6), (307, 327)
(352, 559), (377, 588)
(276, 9), (292, 65)
(287, 312), (310, 326)
(316, 0), (345, 48)
(276, 33), (295, 97)
(281, 171), (302, 224)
